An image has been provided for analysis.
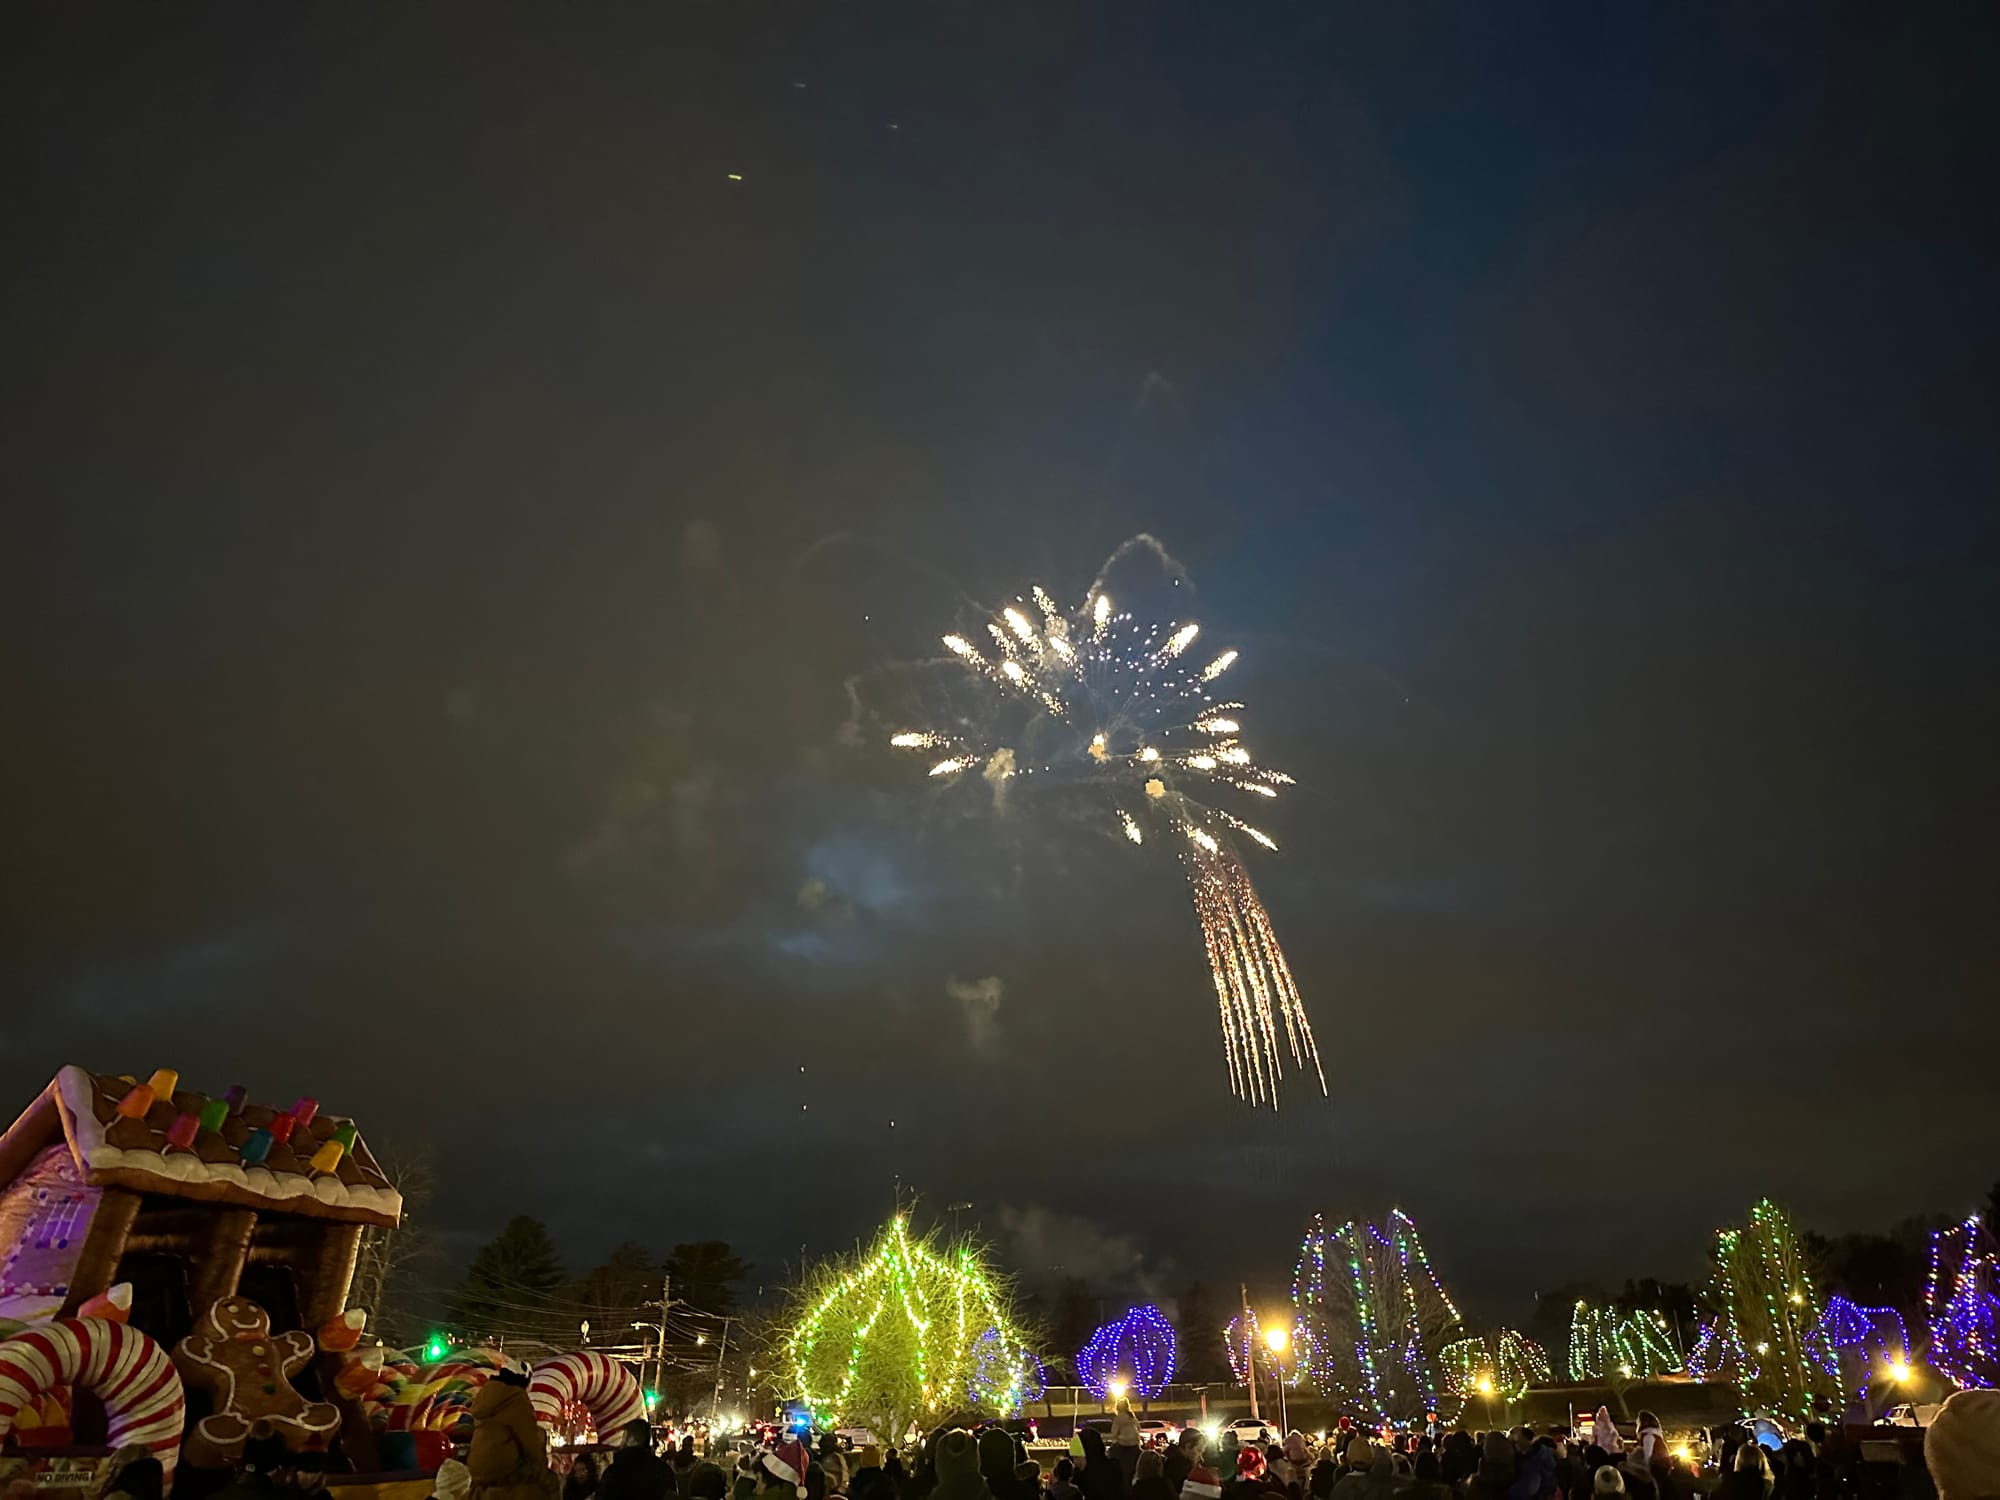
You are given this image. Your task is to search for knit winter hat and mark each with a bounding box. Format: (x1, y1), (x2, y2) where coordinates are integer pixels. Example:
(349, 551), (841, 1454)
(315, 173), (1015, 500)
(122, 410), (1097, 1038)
(1182, 1465), (1221, 1500)
(764, 1439), (812, 1498)
(1346, 1439), (1376, 1469)
(1593, 1468), (1625, 1496)
(1927, 1389), (2000, 1500)
(936, 1430), (981, 1485)
(1285, 1434), (1309, 1465)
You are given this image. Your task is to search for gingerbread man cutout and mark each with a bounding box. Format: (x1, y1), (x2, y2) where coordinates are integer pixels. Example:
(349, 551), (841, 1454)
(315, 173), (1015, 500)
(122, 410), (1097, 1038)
(173, 1295), (340, 1464)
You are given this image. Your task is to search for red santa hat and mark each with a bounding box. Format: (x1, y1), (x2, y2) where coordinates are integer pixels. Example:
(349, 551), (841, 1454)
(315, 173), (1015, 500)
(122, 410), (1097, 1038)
(1181, 1465), (1222, 1500)
(763, 1438), (811, 1499)
(1236, 1448), (1266, 1479)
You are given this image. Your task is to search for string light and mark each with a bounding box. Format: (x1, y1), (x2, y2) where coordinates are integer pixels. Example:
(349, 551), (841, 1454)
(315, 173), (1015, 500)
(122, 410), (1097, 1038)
(783, 1215), (1035, 1436)
(1686, 1200), (1843, 1417)
(1568, 1302), (1685, 1381)
(1440, 1330), (1550, 1407)
(1819, 1296), (1912, 1399)
(1290, 1209), (1462, 1426)
(1927, 1213), (1999, 1389)
(1078, 1305), (1177, 1400)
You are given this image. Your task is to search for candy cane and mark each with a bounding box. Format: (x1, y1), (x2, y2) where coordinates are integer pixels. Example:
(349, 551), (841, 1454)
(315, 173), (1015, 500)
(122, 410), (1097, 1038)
(0, 1319), (184, 1478)
(529, 1353), (645, 1440)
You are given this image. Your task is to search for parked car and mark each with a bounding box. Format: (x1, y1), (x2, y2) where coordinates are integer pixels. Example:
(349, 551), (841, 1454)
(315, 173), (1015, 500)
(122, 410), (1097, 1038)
(1877, 1404), (1944, 1428)
(1137, 1419), (1179, 1448)
(1226, 1418), (1274, 1447)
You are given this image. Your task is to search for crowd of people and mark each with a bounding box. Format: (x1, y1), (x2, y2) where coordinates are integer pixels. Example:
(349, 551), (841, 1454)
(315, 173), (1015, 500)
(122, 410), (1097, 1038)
(464, 1388), (2000, 1500)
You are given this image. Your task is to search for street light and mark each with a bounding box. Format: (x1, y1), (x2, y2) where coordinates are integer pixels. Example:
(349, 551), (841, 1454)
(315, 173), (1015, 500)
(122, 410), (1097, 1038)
(1888, 1359), (1913, 1384)
(1263, 1322), (1291, 1434)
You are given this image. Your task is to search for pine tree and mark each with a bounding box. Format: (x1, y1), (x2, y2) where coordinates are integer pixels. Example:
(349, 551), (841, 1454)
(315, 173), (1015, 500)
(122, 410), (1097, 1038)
(664, 1241), (748, 1315)
(449, 1215), (567, 1344)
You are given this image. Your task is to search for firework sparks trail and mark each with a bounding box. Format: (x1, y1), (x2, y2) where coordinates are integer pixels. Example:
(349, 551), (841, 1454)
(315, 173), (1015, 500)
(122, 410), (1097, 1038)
(882, 546), (1327, 1107)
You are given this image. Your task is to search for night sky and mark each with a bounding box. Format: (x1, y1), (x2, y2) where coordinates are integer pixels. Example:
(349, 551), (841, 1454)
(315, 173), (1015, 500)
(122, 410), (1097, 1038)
(5, 6), (1997, 1324)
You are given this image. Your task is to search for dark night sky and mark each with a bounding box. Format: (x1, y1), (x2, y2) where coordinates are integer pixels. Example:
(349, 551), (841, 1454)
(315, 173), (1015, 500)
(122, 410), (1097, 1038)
(4, 6), (1997, 1324)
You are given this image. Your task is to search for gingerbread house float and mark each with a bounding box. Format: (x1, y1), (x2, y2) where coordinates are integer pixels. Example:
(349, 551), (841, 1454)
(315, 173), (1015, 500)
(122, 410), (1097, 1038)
(0, 1066), (400, 1353)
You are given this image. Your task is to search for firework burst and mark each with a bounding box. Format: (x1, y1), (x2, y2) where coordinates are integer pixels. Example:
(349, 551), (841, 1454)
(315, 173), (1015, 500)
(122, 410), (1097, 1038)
(886, 556), (1325, 1107)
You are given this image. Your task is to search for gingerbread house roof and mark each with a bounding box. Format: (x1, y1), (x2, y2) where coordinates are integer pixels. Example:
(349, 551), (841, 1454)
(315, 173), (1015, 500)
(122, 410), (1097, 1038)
(0, 1066), (402, 1228)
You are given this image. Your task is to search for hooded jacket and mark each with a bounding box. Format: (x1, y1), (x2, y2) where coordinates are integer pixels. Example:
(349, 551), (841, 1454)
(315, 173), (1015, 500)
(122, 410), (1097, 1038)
(931, 1432), (990, 1500)
(468, 1380), (549, 1500)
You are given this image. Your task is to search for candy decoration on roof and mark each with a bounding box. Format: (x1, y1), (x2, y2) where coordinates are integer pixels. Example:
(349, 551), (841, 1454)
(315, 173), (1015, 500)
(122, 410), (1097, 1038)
(198, 1098), (230, 1135)
(1927, 1213), (1999, 1390)
(1078, 1304), (1177, 1400)
(222, 1085), (248, 1114)
(309, 1140), (345, 1175)
(78, 1283), (134, 1324)
(292, 1098), (320, 1130)
(115, 1070), (179, 1119)
(527, 1351), (647, 1440)
(165, 1114), (201, 1151)
(0, 1317), (186, 1478)
(267, 1113), (297, 1146)
(318, 1308), (367, 1354)
(238, 1127), (274, 1166)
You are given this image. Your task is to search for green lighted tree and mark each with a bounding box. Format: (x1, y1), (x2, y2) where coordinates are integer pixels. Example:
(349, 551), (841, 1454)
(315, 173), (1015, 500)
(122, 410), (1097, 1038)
(780, 1215), (1036, 1444)
(1697, 1200), (1844, 1418)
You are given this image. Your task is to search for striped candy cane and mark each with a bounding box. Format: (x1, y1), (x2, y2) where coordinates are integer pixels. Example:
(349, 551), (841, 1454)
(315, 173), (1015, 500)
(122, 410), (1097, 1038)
(0, 1318), (185, 1478)
(529, 1352), (645, 1440)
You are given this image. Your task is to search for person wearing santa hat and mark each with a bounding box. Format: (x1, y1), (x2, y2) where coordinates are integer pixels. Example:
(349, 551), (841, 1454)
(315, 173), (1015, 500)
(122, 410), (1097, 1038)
(1180, 1464), (1221, 1500)
(761, 1439), (814, 1500)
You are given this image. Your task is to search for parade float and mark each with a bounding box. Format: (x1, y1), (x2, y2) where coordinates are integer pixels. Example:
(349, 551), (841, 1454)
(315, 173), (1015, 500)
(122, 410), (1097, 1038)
(0, 1066), (643, 1496)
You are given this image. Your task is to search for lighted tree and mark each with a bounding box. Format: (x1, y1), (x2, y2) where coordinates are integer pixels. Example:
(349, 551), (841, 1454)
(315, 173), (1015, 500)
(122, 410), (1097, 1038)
(1292, 1209), (1463, 1424)
(1927, 1214), (2000, 1390)
(1568, 1302), (1685, 1381)
(1440, 1328), (1551, 1415)
(1078, 1305), (1177, 1399)
(1694, 1200), (1844, 1418)
(780, 1215), (1036, 1443)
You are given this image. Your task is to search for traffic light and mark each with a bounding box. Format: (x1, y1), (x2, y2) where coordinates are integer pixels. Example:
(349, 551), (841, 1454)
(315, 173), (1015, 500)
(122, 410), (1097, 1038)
(425, 1332), (450, 1362)
(644, 1389), (660, 1412)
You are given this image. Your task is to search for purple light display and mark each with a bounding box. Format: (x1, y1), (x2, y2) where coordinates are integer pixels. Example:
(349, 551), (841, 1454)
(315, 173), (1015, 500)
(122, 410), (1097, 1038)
(1078, 1303), (1178, 1400)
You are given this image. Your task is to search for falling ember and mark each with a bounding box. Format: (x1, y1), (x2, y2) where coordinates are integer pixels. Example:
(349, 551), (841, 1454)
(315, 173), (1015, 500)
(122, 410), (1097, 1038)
(1186, 825), (1220, 853)
(1188, 843), (1325, 1108)
(1202, 650), (1238, 681)
(1049, 635), (1074, 659)
(942, 634), (978, 660)
(1139, 746), (1161, 762)
(1241, 782), (1278, 797)
(1003, 606), (1036, 642)
(1001, 660), (1026, 682)
(1093, 593), (1112, 630)
(1196, 717), (1240, 734)
(1220, 746), (1251, 764)
(1119, 811), (1144, 844)
(1162, 622), (1200, 659)
(1144, 777), (1166, 798)
(1187, 754), (1218, 770)
(1088, 731), (1109, 762)
(890, 731), (941, 748)
(929, 758), (969, 776)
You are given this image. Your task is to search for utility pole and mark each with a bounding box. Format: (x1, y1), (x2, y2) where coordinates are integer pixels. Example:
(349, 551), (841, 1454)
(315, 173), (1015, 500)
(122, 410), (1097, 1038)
(641, 1274), (674, 1417)
(710, 1316), (735, 1419)
(1240, 1284), (1260, 1421)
